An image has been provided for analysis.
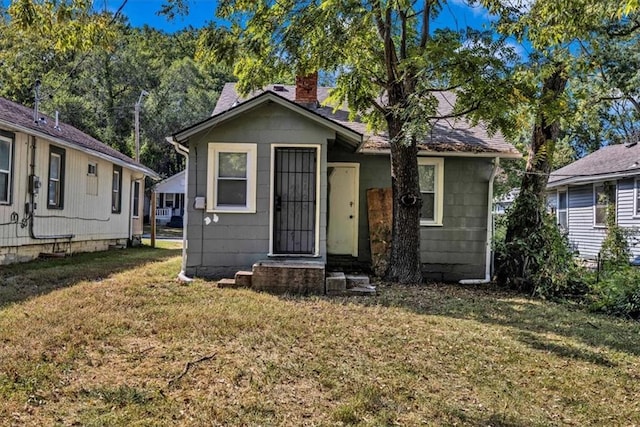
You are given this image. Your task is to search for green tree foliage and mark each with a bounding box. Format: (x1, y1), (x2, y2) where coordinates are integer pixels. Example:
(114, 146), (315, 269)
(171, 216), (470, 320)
(480, 0), (640, 287)
(177, 0), (516, 283)
(0, 3), (233, 178)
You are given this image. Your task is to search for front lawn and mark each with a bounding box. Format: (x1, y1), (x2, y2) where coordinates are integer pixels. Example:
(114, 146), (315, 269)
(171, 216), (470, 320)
(1, 246), (638, 426)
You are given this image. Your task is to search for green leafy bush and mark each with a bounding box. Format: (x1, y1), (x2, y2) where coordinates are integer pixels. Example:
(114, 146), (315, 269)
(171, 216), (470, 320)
(588, 266), (640, 319)
(494, 208), (588, 300)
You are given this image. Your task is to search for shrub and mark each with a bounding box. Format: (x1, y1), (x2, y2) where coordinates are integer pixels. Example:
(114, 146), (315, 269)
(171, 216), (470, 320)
(589, 266), (640, 319)
(494, 208), (588, 300)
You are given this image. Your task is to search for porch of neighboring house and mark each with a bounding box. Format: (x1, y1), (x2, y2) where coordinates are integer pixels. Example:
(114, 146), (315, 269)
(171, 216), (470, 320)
(150, 170), (185, 226)
(155, 192), (184, 226)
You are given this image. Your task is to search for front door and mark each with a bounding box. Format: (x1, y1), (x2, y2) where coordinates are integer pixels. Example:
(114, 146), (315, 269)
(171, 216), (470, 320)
(273, 147), (318, 254)
(327, 163), (359, 256)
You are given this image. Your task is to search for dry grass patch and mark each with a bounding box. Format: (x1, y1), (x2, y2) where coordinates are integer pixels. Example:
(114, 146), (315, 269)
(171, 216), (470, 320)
(1, 250), (639, 426)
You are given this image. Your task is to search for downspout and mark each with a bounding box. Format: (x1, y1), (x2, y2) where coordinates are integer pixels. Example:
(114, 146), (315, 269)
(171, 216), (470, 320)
(459, 157), (500, 285)
(166, 136), (192, 283)
(28, 135), (74, 241)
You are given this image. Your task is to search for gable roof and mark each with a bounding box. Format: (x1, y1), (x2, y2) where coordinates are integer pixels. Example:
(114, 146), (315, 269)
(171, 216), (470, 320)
(154, 170), (185, 194)
(548, 142), (640, 188)
(175, 82), (520, 158)
(0, 97), (158, 178)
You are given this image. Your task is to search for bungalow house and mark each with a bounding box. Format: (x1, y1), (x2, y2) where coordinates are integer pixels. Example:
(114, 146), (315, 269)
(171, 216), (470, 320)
(167, 75), (520, 289)
(0, 96), (157, 264)
(547, 141), (640, 263)
(150, 170), (185, 225)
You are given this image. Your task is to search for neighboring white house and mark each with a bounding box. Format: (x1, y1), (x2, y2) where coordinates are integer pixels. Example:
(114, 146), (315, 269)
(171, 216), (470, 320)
(0, 96), (158, 265)
(494, 188), (519, 215)
(547, 141), (640, 264)
(151, 170), (185, 225)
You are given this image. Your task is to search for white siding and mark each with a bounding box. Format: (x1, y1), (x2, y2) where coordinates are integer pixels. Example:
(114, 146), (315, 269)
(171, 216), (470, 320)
(1, 130), (142, 263)
(566, 184), (606, 259)
(615, 178), (640, 262)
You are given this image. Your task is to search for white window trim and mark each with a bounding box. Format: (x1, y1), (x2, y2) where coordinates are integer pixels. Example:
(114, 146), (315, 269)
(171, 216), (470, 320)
(132, 180), (141, 219)
(593, 181), (616, 228)
(418, 157), (444, 226)
(634, 178), (640, 218)
(269, 143), (322, 257)
(0, 134), (12, 205)
(87, 161), (98, 176)
(207, 143), (257, 213)
(557, 188), (568, 229)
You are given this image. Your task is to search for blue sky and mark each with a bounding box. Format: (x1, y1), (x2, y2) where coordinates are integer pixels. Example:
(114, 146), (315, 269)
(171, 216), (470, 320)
(101, 0), (496, 33)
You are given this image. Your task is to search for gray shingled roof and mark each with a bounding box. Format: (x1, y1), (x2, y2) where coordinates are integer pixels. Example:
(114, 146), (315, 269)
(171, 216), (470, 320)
(548, 142), (640, 188)
(212, 82), (519, 155)
(0, 96), (156, 176)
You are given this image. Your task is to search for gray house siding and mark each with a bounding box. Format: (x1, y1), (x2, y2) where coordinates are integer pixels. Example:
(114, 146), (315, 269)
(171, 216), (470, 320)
(421, 157), (492, 281)
(327, 148), (391, 262)
(184, 103), (332, 278)
(328, 147), (492, 281)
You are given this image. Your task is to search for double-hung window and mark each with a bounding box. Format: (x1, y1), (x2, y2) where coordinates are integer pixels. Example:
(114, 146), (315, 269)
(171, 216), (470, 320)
(418, 157), (444, 226)
(112, 165), (122, 213)
(48, 145), (65, 209)
(132, 180), (141, 218)
(207, 143), (257, 213)
(557, 190), (568, 229)
(594, 182), (616, 227)
(0, 131), (14, 204)
(634, 179), (640, 217)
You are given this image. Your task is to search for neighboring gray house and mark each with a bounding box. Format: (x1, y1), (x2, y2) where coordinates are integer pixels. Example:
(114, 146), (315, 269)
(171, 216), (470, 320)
(168, 75), (520, 283)
(548, 142), (640, 263)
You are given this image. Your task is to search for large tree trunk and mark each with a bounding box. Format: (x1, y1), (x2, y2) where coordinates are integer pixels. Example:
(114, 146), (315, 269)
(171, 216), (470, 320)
(496, 66), (568, 288)
(386, 116), (423, 284)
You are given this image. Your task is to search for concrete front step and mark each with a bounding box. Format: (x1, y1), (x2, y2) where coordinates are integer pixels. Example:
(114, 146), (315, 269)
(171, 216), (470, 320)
(346, 285), (376, 296)
(326, 272), (346, 295)
(252, 260), (325, 295)
(235, 271), (253, 288)
(345, 274), (370, 289)
(217, 278), (241, 289)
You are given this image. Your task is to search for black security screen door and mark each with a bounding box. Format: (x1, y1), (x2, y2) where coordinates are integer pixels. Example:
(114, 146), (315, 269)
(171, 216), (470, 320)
(273, 147), (317, 254)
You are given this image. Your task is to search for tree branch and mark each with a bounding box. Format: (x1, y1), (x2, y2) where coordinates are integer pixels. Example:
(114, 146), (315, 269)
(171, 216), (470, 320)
(167, 353), (217, 387)
(420, 0), (430, 49)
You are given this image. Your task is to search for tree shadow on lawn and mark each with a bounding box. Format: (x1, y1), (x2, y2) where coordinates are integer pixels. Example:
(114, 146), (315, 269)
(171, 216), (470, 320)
(0, 245), (181, 309)
(343, 282), (640, 360)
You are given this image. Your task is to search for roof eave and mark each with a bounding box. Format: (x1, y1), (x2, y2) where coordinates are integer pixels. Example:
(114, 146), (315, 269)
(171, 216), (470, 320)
(0, 118), (158, 179)
(547, 169), (640, 189)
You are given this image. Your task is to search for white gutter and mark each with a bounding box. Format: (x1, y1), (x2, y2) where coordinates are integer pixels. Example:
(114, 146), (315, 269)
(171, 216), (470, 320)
(166, 136), (193, 283)
(460, 157), (500, 285)
(358, 148), (522, 159)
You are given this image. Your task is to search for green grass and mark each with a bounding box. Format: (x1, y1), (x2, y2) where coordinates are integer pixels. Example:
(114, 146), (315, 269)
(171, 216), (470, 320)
(1, 247), (639, 426)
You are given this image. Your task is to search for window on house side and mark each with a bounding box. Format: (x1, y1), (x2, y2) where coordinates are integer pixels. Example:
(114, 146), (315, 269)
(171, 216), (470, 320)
(48, 146), (65, 209)
(207, 143), (257, 213)
(0, 133), (13, 204)
(418, 157), (444, 226)
(635, 179), (640, 216)
(594, 182), (615, 226)
(112, 165), (122, 213)
(557, 190), (568, 229)
(132, 181), (140, 217)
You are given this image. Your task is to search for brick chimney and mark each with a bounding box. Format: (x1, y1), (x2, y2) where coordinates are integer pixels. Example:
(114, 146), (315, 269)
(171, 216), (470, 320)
(295, 72), (318, 107)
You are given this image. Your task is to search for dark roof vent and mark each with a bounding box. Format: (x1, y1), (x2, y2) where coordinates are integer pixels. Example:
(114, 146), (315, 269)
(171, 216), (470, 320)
(273, 85), (286, 92)
(624, 140), (637, 148)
